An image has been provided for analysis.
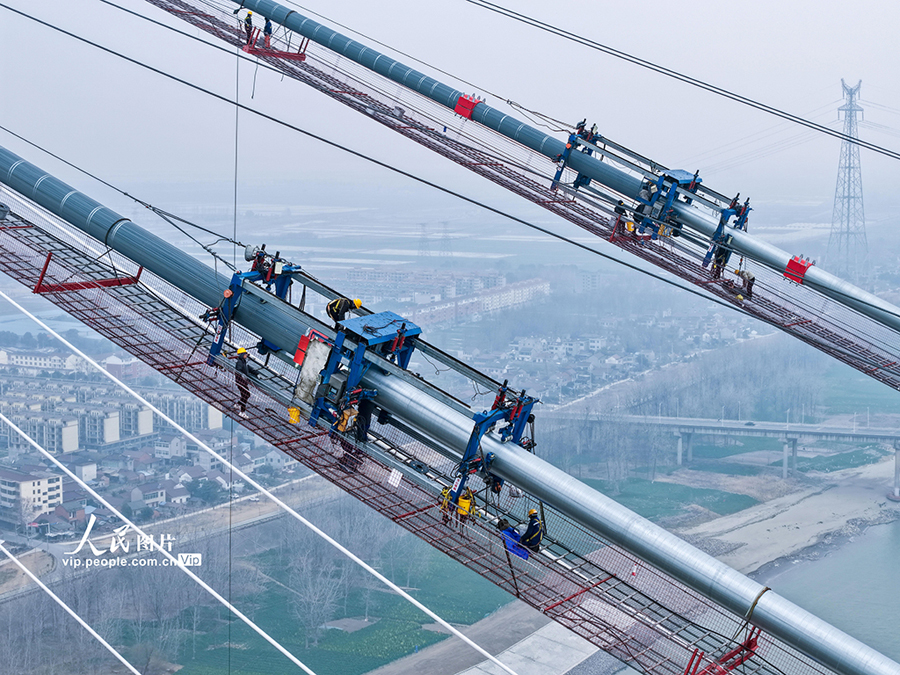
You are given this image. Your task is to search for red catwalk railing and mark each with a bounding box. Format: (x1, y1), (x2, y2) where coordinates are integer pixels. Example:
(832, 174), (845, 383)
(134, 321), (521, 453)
(0, 188), (833, 675)
(145, 0), (900, 397)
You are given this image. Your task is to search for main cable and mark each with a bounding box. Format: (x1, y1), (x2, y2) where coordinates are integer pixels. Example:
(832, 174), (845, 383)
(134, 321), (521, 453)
(460, 0), (900, 162)
(0, 290), (522, 675)
(0, 122), (239, 271)
(0, 2), (767, 322)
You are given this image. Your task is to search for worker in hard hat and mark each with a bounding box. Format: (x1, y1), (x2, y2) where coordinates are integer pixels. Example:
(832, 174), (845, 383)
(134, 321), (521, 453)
(521, 508), (543, 553)
(244, 11), (254, 45)
(234, 347), (258, 418)
(263, 17), (273, 48)
(326, 297), (362, 327)
(735, 268), (755, 300)
(439, 486), (452, 526)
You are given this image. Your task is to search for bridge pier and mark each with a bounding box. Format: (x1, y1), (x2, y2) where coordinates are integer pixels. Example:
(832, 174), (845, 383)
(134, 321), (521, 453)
(676, 432), (693, 464)
(675, 432), (693, 466)
(782, 438), (798, 479)
(891, 441), (900, 502)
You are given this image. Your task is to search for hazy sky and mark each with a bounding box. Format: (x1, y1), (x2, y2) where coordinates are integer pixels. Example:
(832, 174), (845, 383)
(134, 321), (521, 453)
(1, 0), (899, 229)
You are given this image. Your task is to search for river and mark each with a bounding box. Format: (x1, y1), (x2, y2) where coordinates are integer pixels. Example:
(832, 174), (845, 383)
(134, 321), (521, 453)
(761, 519), (900, 662)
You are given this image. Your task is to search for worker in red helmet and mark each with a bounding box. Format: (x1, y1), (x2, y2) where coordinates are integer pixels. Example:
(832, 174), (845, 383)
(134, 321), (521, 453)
(326, 297), (362, 327)
(521, 508), (543, 553)
(234, 347), (258, 418)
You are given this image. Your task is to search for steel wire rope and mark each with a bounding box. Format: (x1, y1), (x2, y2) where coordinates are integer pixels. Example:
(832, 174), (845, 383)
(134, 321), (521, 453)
(460, 0), (900, 162)
(0, 2), (774, 323)
(0, 409), (320, 675)
(675, 101), (841, 167)
(0, 541), (143, 675)
(95, 0), (574, 208)
(10, 4), (900, 377)
(0, 291), (523, 675)
(250, 0), (572, 131)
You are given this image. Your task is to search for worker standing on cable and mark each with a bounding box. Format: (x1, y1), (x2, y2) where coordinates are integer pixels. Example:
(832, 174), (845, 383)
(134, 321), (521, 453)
(234, 347), (257, 418)
(521, 508), (543, 553)
(263, 17), (273, 49)
(327, 297), (362, 327)
(735, 268), (756, 299)
(244, 11), (254, 45)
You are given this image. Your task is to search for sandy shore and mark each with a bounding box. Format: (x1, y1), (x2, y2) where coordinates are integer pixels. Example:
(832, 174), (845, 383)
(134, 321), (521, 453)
(678, 457), (900, 574)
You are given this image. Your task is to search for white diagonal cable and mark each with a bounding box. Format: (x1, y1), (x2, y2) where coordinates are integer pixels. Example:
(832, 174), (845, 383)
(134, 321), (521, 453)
(0, 412), (316, 675)
(0, 290), (520, 675)
(0, 540), (142, 675)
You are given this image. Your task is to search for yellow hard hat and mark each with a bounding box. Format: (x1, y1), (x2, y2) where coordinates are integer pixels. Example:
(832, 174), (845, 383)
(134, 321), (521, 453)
(736, 295), (744, 302)
(247, 10), (253, 15)
(528, 509), (538, 516)
(734, 269), (740, 274)
(353, 299), (362, 308)
(237, 347), (247, 354)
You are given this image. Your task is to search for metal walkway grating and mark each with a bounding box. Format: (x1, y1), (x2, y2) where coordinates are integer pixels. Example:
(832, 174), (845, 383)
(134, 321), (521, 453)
(0, 188), (834, 675)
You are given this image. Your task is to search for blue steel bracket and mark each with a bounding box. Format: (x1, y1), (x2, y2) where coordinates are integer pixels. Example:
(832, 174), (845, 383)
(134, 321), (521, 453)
(338, 311), (422, 371)
(550, 133), (578, 191)
(450, 407), (507, 501)
(450, 390), (538, 501)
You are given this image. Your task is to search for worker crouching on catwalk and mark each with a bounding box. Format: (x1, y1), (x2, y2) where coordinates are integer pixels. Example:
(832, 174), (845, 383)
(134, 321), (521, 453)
(735, 268), (755, 299)
(521, 508), (544, 553)
(327, 297), (362, 327)
(234, 347), (258, 418)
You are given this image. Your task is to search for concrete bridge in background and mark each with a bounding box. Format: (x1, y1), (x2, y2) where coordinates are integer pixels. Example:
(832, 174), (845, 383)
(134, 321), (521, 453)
(543, 412), (900, 497)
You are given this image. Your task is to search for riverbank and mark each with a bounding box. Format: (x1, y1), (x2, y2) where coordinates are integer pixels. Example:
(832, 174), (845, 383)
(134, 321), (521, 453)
(677, 457), (900, 575)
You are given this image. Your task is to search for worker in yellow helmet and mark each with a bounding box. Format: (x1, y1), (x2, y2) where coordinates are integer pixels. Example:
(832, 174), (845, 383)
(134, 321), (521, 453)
(521, 508), (543, 553)
(326, 297), (362, 327)
(234, 347), (258, 418)
(244, 11), (254, 45)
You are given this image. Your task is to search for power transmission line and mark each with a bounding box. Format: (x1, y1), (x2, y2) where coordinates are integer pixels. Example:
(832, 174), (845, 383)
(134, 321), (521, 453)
(459, 0), (900, 162)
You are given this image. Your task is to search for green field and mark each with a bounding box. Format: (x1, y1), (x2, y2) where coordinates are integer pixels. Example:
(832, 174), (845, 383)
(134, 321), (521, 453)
(175, 548), (512, 675)
(691, 436), (782, 459)
(688, 462), (766, 477)
(581, 477), (758, 521)
(769, 446), (891, 473)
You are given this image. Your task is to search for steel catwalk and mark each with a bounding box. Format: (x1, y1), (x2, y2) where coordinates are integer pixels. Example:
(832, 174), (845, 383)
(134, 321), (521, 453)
(1, 146), (898, 675)
(229, 0), (900, 334)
